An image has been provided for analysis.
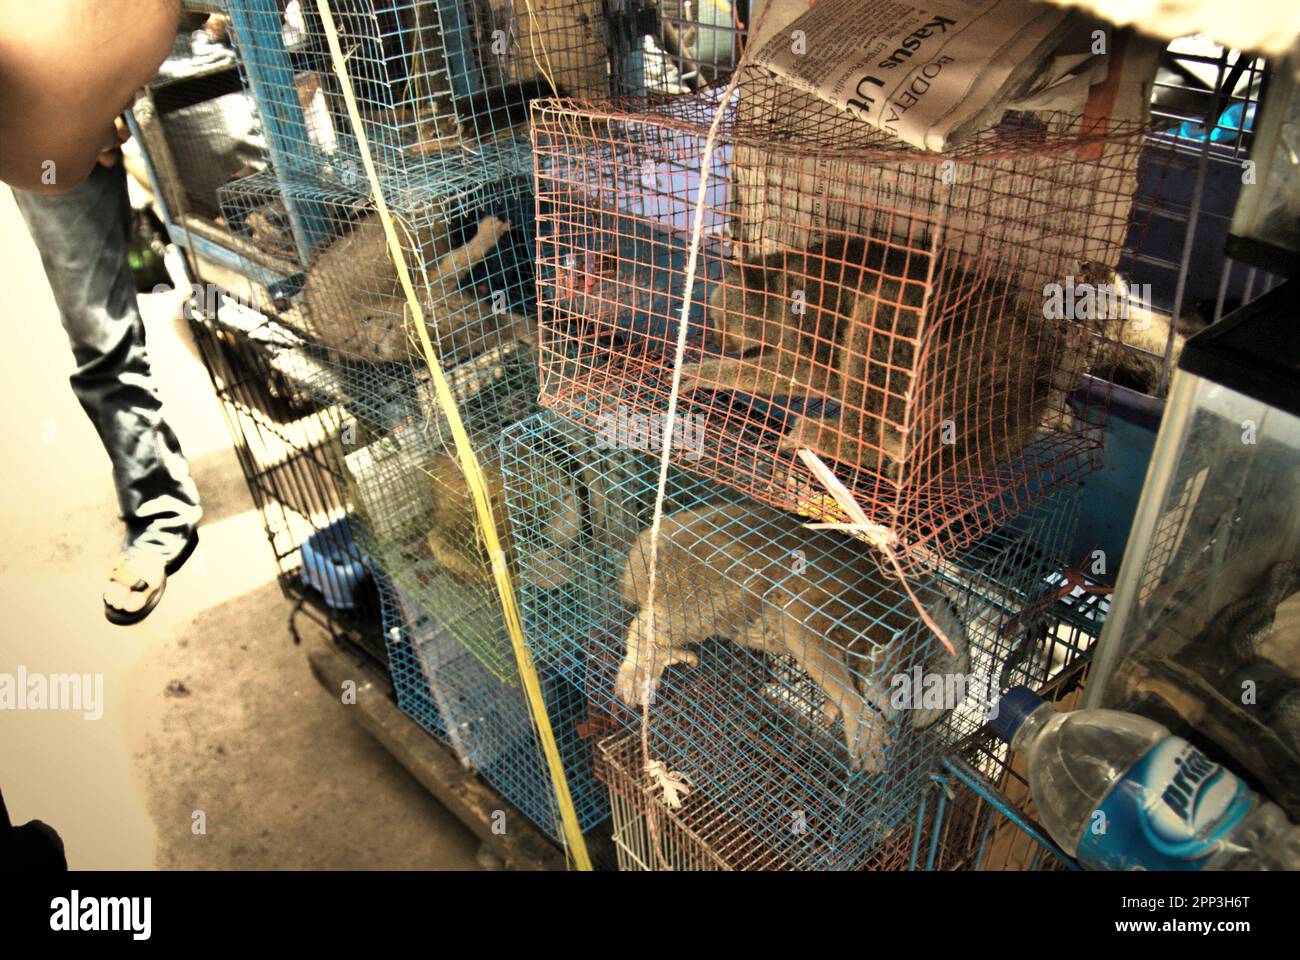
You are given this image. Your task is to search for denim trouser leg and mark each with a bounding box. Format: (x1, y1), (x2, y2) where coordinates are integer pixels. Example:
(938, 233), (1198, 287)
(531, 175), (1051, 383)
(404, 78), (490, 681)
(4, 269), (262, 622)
(11, 163), (201, 564)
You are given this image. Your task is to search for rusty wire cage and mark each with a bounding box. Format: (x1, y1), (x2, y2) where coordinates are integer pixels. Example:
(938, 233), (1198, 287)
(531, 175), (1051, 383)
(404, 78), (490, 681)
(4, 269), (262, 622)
(500, 410), (1087, 869)
(530, 81), (1167, 571)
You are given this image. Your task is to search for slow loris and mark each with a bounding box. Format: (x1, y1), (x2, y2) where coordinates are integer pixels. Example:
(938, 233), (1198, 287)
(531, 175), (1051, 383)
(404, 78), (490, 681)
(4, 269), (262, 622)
(425, 447), (583, 590)
(302, 214), (535, 366)
(616, 501), (970, 770)
(678, 235), (1069, 482)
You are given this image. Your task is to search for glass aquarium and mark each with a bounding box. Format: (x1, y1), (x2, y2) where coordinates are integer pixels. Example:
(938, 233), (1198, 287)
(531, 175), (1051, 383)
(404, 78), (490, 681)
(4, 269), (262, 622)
(1229, 54), (1299, 276)
(1088, 282), (1300, 819)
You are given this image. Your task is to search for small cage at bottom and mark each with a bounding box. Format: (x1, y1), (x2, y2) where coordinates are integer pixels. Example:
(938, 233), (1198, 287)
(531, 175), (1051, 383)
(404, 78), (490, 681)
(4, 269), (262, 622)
(378, 575), (611, 842)
(597, 607), (1101, 871)
(500, 411), (1088, 869)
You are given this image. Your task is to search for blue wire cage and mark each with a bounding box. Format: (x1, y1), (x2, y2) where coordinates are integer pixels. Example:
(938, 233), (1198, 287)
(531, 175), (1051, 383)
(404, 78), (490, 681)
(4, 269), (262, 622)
(377, 573), (610, 841)
(224, 0), (628, 189)
(500, 410), (1089, 869)
(595, 597), (1103, 871)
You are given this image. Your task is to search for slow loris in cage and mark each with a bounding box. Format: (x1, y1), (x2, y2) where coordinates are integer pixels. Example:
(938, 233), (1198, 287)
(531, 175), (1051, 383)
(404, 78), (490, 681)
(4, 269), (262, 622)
(677, 235), (1081, 480)
(424, 446), (583, 590)
(616, 501), (970, 771)
(302, 214), (535, 366)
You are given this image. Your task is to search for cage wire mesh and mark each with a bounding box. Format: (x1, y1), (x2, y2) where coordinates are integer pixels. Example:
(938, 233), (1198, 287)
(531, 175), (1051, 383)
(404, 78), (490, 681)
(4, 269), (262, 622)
(225, 0), (633, 188)
(500, 410), (1090, 869)
(377, 573), (611, 840)
(134, 5), (269, 225)
(596, 597), (1100, 870)
(215, 137), (548, 682)
(597, 732), (922, 870)
(639, 0), (748, 94)
(217, 156), (539, 368)
(529, 74), (1170, 572)
(186, 295), (389, 660)
(308, 341), (537, 678)
(923, 657), (1096, 871)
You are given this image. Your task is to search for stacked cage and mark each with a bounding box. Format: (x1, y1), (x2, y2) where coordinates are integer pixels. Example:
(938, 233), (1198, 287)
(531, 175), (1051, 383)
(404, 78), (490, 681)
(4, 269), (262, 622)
(529, 78), (1158, 571)
(378, 577), (610, 837)
(186, 277), (389, 660)
(507, 54), (1157, 865)
(215, 0), (637, 843)
(500, 411), (1091, 869)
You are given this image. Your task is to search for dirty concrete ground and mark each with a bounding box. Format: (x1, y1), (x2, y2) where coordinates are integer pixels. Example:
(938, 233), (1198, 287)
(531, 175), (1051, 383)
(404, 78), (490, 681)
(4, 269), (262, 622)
(0, 188), (480, 869)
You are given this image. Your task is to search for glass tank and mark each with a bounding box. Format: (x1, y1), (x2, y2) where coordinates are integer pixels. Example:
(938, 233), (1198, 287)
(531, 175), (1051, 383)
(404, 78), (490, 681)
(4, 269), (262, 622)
(1229, 54), (1299, 276)
(1088, 282), (1300, 820)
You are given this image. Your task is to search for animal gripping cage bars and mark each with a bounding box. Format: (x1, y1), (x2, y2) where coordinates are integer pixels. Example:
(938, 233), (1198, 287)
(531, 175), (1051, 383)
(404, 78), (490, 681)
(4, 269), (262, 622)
(530, 76), (1161, 571)
(500, 411), (1089, 869)
(597, 655), (1102, 871)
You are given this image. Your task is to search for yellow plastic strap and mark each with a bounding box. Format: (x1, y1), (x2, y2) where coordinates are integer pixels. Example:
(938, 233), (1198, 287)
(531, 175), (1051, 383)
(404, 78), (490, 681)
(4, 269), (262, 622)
(315, 0), (592, 871)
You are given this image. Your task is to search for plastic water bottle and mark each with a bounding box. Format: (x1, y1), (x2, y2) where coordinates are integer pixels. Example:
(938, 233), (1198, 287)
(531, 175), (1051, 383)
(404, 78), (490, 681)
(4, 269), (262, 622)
(990, 686), (1300, 870)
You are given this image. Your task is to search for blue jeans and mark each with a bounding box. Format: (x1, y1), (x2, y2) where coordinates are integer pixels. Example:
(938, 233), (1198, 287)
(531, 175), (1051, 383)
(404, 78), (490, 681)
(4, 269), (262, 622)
(12, 162), (201, 564)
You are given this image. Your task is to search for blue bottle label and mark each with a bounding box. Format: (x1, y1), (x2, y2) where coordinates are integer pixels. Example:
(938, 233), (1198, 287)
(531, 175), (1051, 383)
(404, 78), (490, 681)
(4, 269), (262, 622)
(1076, 737), (1253, 871)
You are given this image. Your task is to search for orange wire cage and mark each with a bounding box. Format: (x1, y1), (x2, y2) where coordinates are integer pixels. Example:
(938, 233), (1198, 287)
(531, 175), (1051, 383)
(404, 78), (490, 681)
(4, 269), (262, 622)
(529, 78), (1166, 570)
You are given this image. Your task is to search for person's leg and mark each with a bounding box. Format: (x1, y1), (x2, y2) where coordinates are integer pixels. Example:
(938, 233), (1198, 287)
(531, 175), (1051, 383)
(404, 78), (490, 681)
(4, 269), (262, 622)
(12, 163), (201, 614)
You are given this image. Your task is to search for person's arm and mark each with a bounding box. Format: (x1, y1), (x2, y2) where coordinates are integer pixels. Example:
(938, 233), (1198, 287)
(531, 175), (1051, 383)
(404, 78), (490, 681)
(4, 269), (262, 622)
(0, 1), (181, 194)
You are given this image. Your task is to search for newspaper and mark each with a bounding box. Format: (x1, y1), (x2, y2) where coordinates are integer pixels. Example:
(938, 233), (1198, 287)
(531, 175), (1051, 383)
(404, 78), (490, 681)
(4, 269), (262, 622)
(751, 0), (1078, 151)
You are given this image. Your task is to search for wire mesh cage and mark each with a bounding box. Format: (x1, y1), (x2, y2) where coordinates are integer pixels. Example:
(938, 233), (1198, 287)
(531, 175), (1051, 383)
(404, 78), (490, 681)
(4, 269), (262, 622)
(924, 656), (1096, 871)
(500, 410), (1088, 869)
(225, 0), (631, 186)
(217, 156), (539, 368)
(378, 575), (611, 840)
(131, 7), (269, 226)
(310, 336), (540, 679)
(598, 731), (922, 870)
(597, 598), (1100, 871)
(530, 80), (1166, 571)
(186, 296), (388, 663)
(640, 0), (748, 94)
(216, 5), (577, 686)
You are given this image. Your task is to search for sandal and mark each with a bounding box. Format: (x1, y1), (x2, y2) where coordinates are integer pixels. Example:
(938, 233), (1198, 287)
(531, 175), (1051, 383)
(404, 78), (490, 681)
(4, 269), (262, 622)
(103, 553), (166, 626)
(166, 528), (200, 576)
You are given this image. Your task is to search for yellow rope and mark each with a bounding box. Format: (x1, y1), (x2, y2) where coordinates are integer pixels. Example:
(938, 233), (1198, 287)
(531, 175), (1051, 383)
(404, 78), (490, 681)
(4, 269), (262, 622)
(315, 0), (592, 871)
(519, 0), (559, 96)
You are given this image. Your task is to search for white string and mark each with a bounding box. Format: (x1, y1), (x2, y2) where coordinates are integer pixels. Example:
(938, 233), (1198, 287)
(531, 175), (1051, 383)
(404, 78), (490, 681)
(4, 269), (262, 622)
(798, 449), (956, 657)
(634, 12), (773, 865)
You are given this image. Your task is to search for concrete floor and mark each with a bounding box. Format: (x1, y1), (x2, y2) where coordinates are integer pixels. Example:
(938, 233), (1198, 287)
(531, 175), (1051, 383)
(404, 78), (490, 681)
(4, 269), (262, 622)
(0, 188), (480, 869)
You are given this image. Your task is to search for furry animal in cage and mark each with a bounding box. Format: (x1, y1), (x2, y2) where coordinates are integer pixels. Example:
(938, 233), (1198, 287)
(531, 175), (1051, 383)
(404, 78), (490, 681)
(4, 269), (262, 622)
(425, 447), (584, 589)
(615, 501), (970, 770)
(302, 213), (535, 365)
(677, 233), (1080, 481)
